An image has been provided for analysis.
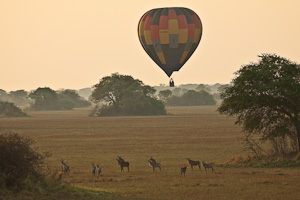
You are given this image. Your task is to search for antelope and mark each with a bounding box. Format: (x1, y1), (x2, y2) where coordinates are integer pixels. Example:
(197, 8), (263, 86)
(116, 158), (130, 172)
(61, 160), (70, 174)
(117, 156), (125, 162)
(92, 163), (96, 175)
(148, 159), (161, 172)
(149, 156), (156, 164)
(97, 164), (102, 177)
(61, 160), (65, 172)
(202, 161), (214, 173)
(186, 158), (201, 171)
(181, 165), (187, 177)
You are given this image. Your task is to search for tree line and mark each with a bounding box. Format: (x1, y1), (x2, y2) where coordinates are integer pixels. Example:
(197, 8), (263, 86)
(0, 88), (92, 117)
(1, 76), (223, 117)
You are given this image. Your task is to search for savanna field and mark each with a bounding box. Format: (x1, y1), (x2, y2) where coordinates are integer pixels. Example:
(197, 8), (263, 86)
(1, 106), (300, 200)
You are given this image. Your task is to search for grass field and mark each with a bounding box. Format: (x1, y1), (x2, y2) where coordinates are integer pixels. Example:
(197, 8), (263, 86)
(1, 106), (300, 200)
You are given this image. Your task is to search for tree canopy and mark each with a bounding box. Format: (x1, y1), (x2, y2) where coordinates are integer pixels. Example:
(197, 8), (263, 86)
(58, 89), (92, 109)
(166, 90), (216, 106)
(0, 101), (27, 117)
(218, 54), (300, 154)
(8, 90), (31, 106)
(29, 87), (91, 111)
(158, 89), (172, 102)
(91, 73), (166, 116)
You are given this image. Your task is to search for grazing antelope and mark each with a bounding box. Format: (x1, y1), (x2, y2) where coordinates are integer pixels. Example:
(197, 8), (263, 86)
(186, 158), (201, 171)
(148, 159), (161, 172)
(97, 164), (102, 177)
(202, 161), (214, 173)
(116, 158), (130, 172)
(92, 163), (96, 175)
(181, 165), (187, 177)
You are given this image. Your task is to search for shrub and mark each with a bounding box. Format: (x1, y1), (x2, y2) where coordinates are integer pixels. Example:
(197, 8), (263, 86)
(0, 131), (50, 190)
(0, 101), (27, 117)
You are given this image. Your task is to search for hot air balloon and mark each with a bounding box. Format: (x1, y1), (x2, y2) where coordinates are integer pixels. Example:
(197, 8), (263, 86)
(138, 7), (202, 87)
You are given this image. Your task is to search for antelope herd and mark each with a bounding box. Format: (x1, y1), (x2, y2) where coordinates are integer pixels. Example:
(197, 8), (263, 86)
(59, 156), (214, 178)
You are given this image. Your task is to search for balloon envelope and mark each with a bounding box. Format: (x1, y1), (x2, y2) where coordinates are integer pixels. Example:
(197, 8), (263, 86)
(138, 7), (202, 77)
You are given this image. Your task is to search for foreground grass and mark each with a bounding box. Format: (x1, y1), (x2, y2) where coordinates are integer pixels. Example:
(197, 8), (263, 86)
(1, 106), (300, 199)
(1, 184), (133, 200)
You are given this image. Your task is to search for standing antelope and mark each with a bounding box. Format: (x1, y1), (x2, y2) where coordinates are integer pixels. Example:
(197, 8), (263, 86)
(61, 160), (70, 174)
(97, 164), (102, 177)
(116, 157), (130, 172)
(117, 156), (125, 162)
(92, 163), (96, 175)
(181, 165), (187, 177)
(148, 159), (161, 172)
(61, 160), (65, 172)
(202, 161), (214, 173)
(149, 156), (156, 164)
(186, 158), (201, 171)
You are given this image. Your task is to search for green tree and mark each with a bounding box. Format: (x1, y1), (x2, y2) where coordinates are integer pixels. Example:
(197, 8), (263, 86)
(0, 89), (8, 102)
(171, 87), (182, 96)
(0, 132), (49, 189)
(0, 101), (27, 117)
(59, 89), (91, 109)
(29, 87), (60, 110)
(218, 54), (300, 154)
(217, 84), (229, 93)
(29, 88), (91, 111)
(196, 84), (211, 93)
(8, 90), (31, 106)
(158, 89), (172, 102)
(91, 73), (166, 116)
(78, 87), (92, 100)
(166, 90), (216, 106)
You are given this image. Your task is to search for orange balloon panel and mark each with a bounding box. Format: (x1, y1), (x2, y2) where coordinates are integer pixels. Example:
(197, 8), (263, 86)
(138, 7), (202, 77)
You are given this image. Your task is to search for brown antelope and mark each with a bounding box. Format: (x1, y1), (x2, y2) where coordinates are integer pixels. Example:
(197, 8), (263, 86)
(91, 163), (96, 175)
(148, 159), (161, 172)
(61, 160), (65, 172)
(97, 164), (102, 177)
(116, 158), (130, 172)
(186, 158), (201, 171)
(117, 156), (125, 162)
(149, 156), (156, 164)
(61, 160), (70, 174)
(181, 165), (187, 177)
(202, 161), (214, 173)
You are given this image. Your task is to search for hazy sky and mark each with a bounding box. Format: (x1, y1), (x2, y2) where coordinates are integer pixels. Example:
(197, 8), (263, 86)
(1, 0), (300, 91)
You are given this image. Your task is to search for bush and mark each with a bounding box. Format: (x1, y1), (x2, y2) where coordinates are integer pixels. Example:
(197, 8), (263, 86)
(0, 131), (50, 190)
(0, 101), (27, 117)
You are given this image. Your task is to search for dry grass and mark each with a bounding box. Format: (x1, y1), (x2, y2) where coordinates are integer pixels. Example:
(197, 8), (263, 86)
(1, 106), (300, 200)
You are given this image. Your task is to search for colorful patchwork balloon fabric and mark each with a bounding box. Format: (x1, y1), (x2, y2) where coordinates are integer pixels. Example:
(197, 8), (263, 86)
(138, 7), (202, 77)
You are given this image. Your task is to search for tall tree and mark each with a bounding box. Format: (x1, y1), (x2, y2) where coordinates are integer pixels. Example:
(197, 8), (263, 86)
(218, 54), (300, 153)
(58, 89), (91, 109)
(195, 84), (211, 93)
(8, 90), (31, 106)
(166, 90), (216, 106)
(0, 89), (9, 102)
(158, 90), (172, 102)
(29, 88), (91, 110)
(29, 87), (60, 110)
(91, 73), (166, 116)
